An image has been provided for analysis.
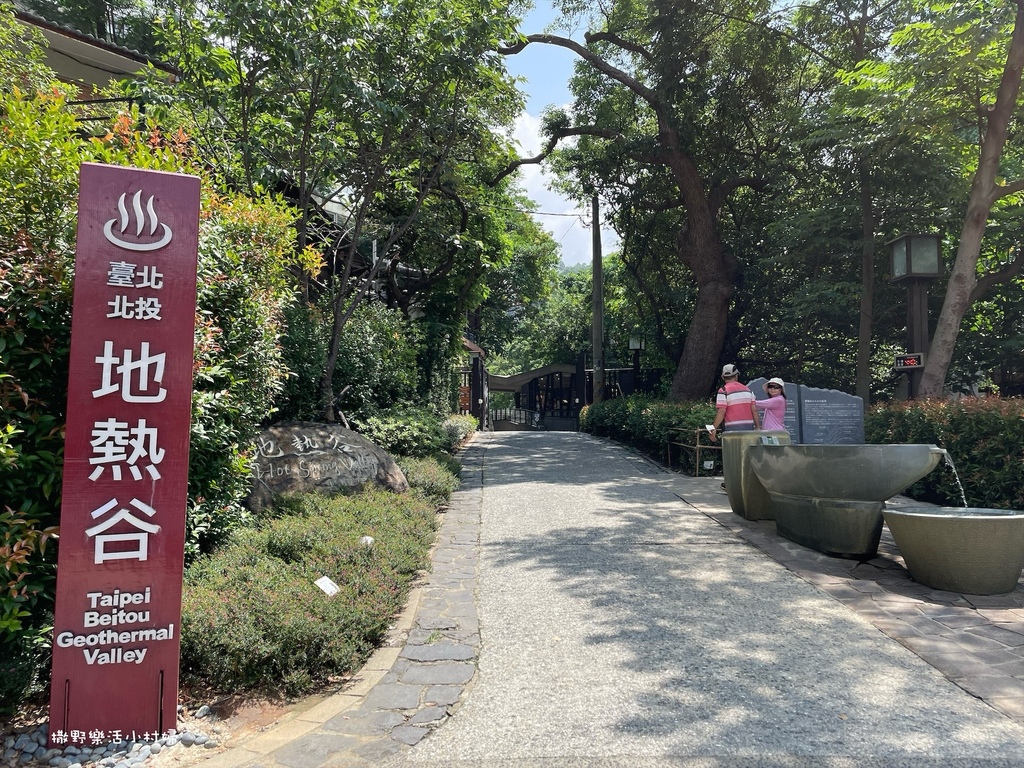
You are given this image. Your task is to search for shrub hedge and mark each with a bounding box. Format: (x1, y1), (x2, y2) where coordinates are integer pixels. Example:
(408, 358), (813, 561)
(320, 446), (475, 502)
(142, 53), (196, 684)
(441, 414), (478, 452)
(579, 395), (715, 469)
(582, 395), (1023, 506)
(865, 398), (1024, 510)
(352, 408), (476, 458)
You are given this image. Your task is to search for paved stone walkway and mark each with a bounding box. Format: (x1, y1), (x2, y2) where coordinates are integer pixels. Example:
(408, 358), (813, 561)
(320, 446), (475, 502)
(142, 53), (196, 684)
(708, 497), (1024, 727)
(198, 432), (1024, 768)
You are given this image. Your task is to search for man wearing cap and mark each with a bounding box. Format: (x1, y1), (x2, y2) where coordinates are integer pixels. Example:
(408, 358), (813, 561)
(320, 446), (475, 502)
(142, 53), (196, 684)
(708, 363), (760, 442)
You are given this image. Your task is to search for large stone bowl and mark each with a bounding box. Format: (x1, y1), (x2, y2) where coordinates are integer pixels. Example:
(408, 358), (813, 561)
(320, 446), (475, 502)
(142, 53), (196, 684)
(747, 444), (946, 502)
(882, 507), (1024, 595)
(746, 444), (946, 558)
(721, 430), (792, 520)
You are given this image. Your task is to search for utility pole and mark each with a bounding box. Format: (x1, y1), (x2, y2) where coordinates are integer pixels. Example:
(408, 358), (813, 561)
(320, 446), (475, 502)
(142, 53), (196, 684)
(591, 193), (605, 403)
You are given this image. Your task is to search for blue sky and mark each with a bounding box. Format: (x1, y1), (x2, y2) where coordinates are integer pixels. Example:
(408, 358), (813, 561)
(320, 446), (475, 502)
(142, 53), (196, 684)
(502, 2), (619, 267)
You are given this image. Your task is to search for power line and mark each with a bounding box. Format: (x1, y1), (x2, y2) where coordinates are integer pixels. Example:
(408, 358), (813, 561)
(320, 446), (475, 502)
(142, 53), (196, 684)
(481, 204), (588, 218)
(557, 216), (580, 244)
(529, 210), (587, 218)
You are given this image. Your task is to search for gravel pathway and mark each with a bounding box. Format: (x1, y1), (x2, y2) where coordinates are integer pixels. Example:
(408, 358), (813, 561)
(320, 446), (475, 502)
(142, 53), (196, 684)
(387, 431), (1024, 767)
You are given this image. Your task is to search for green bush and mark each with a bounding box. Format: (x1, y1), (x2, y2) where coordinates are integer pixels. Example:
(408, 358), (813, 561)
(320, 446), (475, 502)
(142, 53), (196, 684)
(0, 92), (80, 533)
(0, 641), (44, 718)
(335, 302), (423, 417)
(350, 404), (475, 461)
(276, 301), (331, 421)
(179, 487), (438, 696)
(441, 414), (478, 452)
(352, 406), (449, 458)
(398, 454), (462, 505)
(0, 507), (56, 714)
(275, 299), (425, 423)
(579, 395), (716, 468)
(865, 398), (1024, 509)
(187, 192), (297, 557)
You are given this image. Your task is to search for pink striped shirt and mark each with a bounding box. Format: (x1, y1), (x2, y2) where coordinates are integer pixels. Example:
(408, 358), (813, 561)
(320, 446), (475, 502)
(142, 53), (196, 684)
(716, 381), (757, 429)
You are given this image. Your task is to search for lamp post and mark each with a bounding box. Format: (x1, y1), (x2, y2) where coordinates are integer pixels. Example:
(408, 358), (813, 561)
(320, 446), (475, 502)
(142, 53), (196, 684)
(889, 233), (941, 399)
(628, 336), (645, 393)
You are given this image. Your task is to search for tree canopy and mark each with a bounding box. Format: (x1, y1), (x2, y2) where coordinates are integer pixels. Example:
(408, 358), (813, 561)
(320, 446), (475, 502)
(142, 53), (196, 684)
(9, 0), (1024, 401)
(503, 0), (1024, 400)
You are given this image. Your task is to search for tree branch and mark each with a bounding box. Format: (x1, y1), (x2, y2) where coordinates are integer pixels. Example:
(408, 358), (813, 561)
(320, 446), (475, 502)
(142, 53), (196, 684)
(498, 34), (658, 104)
(708, 176), (769, 220)
(490, 124), (621, 185)
(991, 177), (1024, 202)
(969, 248), (1024, 304)
(584, 30), (654, 63)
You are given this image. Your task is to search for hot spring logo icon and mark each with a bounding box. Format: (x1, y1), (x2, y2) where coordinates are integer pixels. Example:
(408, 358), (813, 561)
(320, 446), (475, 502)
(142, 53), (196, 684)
(103, 190), (173, 251)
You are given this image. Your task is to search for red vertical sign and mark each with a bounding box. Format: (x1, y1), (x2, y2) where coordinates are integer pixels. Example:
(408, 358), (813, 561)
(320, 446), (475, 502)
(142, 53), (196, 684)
(48, 164), (200, 746)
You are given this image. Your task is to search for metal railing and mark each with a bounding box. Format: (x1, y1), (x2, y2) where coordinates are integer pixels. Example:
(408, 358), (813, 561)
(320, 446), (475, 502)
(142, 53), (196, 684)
(490, 407), (543, 428)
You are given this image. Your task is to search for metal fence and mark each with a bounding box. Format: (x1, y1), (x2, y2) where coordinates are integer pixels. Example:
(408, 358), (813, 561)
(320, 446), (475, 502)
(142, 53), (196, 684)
(489, 407), (543, 428)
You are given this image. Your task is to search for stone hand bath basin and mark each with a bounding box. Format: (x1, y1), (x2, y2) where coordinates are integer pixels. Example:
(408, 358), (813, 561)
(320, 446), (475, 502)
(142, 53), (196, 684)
(882, 507), (1024, 595)
(747, 444), (946, 558)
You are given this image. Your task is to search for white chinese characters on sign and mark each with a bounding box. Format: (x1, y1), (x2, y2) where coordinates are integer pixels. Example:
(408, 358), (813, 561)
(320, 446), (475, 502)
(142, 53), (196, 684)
(51, 729), (175, 746)
(88, 188), (174, 566)
(107, 296), (162, 320)
(85, 498), (161, 564)
(93, 341), (167, 403)
(88, 418), (164, 481)
(108, 262), (164, 289)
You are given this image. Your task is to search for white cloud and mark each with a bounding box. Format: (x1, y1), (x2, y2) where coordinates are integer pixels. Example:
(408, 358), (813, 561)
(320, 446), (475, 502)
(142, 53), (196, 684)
(509, 112), (618, 267)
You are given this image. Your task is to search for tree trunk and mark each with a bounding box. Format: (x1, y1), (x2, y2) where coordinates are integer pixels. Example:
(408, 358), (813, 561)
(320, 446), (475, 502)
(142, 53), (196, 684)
(918, 3), (1024, 397)
(666, 198), (736, 401)
(667, 270), (734, 401)
(917, 204), (986, 398)
(662, 137), (738, 401)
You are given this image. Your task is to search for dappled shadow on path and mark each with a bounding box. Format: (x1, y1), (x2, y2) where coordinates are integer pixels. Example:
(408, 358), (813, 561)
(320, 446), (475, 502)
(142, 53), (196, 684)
(471, 431), (1024, 761)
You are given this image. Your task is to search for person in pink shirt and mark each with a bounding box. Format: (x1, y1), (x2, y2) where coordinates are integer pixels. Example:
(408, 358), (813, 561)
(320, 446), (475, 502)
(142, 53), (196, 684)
(709, 364), (760, 442)
(755, 377), (787, 432)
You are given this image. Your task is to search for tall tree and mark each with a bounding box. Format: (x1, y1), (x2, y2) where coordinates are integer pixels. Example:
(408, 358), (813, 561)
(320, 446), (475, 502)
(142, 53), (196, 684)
(852, 1), (1024, 397)
(161, 0), (524, 419)
(793, 0), (912, 403)
(499, 0), (808, 400)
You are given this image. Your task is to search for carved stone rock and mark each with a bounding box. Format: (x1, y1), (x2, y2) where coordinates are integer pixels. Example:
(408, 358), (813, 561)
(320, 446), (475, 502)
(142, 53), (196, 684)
(246, 421), (408, 512)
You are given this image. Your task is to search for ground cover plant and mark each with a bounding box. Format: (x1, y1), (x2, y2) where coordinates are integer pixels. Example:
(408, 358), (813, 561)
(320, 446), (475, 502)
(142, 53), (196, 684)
(397, 453), (463, 506)
(178, 472), (450, 697)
